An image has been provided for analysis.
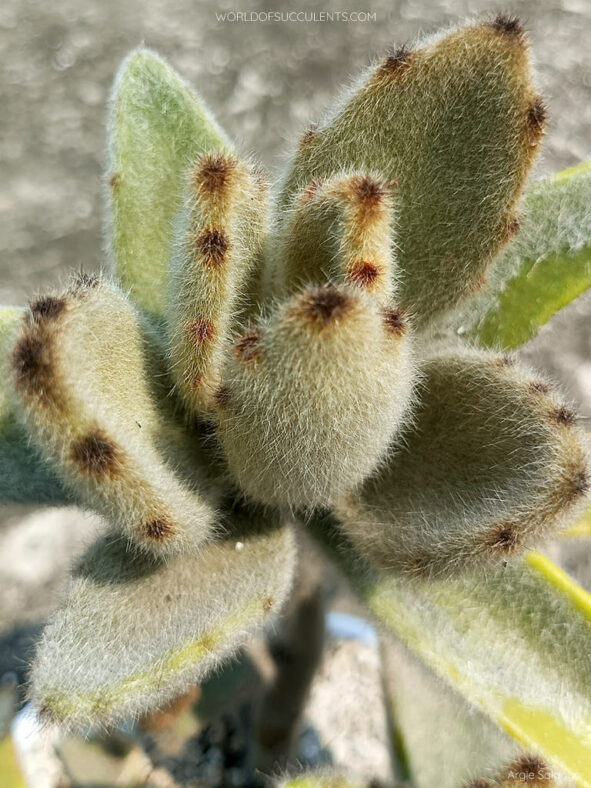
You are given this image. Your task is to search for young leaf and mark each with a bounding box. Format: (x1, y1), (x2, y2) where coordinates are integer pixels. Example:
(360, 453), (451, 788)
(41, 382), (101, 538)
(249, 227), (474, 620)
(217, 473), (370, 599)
(107, 49), (231, 318)
(269, 171), (397, 304)
(216, 283), (416, 508)
(456, 163), (591, 349)
(167, 152), (269, 417)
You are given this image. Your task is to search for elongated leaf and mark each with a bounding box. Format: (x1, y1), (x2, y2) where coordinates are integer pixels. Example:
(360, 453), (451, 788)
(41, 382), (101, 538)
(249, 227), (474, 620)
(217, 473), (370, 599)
(0, 306), (65, 504)
(276, 19), (544, 326)
(107, 49), (231, 318)
(10, 277), (219, 558)
(336, 347), (590, 578)
(166, 152), (269, 417)
(315, 518), (591, 786)
(456, 163), (591, 349)
(382, 637), (518, 788)
(31, 506), (295, 731)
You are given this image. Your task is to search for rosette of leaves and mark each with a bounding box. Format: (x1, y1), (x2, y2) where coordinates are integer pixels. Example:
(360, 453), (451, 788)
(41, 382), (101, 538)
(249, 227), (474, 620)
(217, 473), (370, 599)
(2, 13), (591, 786)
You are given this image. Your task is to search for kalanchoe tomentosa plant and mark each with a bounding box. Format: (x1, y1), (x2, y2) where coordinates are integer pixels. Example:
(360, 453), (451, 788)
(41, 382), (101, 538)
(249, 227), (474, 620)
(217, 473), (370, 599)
(3, 12), (591, 786)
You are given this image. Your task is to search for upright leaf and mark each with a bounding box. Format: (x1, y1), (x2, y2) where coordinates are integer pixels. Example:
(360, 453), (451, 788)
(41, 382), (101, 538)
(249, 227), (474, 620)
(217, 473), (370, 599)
(107, 49), (231, 318)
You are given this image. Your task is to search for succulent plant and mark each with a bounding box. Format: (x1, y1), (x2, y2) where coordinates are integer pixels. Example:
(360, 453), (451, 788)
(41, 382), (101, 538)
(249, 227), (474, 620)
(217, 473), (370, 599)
(2, 12), (591, 786)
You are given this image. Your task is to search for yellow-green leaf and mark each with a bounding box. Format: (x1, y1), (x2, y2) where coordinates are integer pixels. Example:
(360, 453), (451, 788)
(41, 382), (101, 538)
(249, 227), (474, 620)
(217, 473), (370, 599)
(382, 636), (518, 788)
(317, 519), (591, 786)
(457, 162), (591, 350)
(0, 738), (26, 788)
(280, 776), (365, 788)
(564, 502), (591, 538)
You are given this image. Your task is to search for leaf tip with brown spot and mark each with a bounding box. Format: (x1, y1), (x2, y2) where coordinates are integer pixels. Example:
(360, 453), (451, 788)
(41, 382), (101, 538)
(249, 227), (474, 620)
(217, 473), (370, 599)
(11, 329), (54, 400)
(486, 13), (526, 41)
(350, 174), (389, 209)
(348, 261), (382, 288)
(234, 330), (262, 362)
(553, 405), (577, 426)
(299, 125), (319, 150)
(296, 285), (351, 327)
(381, 45), (413, 75)
(194, 152), (237, 193)
(188, 317), (216, 344)
(70, 271), (101, 295)
(529, 380), (551, 395)
(485, 523), (520, 553)
(29, 295), (67, 323)
(214, 385), (231, 410)
(527, 98), (547, 142)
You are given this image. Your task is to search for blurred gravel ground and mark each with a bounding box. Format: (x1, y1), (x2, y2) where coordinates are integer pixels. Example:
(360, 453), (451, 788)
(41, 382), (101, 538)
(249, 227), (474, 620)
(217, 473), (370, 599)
(1, 0), (591, 785)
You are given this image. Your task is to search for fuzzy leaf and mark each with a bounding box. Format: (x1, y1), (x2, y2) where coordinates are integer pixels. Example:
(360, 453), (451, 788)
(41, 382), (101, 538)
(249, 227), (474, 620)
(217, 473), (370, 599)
(30, 506), (295, 730)
(167, 152), (269, 417)
(268, 172), (397, 305)
(383, 637), (542, 788)
(317, 517), (591, 786)
(458, 162), (591, 349)
(0, 306), (65, 504)
(276, 19), (543, 326)
(279, 775), (366, 788)
(335, 348), (590, 577)
(107, 49), (231, 318)
(10, 276), (219, 557)
(216, 283), (416, 508)
(222, 170), (415, 509)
